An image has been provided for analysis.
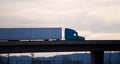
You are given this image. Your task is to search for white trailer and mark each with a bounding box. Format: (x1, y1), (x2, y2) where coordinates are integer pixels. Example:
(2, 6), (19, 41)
(0, 28), (62, 41)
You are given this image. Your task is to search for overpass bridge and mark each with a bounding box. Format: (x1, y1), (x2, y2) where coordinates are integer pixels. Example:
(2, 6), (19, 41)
(0, 40), (120, 64)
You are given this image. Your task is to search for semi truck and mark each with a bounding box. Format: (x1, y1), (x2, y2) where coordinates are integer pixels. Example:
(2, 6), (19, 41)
(0, 28), (85, 41)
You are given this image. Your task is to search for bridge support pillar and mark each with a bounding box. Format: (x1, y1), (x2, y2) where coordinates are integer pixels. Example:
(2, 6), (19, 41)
(91, 51), (104, 64)
(0, 54), (2, 64)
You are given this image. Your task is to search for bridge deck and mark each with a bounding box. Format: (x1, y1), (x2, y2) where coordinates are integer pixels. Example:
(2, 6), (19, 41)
(0, 40), (120, 45)
(0, 40), (120, 64)
(0, 40), (120, 53)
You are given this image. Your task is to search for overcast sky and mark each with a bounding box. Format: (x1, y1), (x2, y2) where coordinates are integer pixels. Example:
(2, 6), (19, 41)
(0, 0), (120, 40)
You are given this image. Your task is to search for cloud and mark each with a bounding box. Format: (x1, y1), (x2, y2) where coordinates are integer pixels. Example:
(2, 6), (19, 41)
(81, 5), (120, 33)
(0, 0), (120, 39)
(87, 33), (120, 40)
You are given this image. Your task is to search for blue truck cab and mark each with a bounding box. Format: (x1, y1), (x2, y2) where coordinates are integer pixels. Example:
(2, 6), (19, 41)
(65, 28), (85, 40)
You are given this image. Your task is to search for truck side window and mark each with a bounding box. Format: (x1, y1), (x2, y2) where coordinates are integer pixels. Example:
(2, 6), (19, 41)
(74, 33), (77, 36)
